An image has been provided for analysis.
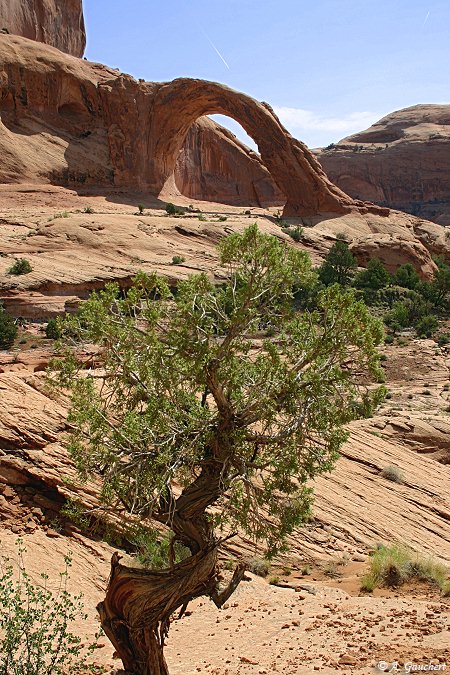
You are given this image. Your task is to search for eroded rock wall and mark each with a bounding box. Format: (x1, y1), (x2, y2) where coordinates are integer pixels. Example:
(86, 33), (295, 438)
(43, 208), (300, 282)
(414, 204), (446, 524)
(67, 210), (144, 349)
(0, 0), (86, 57)
(317, 105), (450, 225)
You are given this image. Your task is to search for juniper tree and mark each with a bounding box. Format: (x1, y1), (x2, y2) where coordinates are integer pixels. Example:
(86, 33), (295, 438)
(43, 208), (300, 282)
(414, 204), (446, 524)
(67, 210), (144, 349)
(53, 224), (385, 674)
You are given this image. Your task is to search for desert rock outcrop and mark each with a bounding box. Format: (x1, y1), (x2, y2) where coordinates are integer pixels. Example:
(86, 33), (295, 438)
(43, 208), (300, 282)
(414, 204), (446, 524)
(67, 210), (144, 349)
(0, 35), (387, 218)
(0, 0), (85, 57)
(317, 105), (450, 225)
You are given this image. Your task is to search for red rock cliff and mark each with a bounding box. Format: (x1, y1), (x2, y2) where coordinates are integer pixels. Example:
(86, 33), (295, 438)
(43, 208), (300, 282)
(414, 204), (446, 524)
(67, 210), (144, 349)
(175, 117), (285, 207)
(0, 0), (85, 57)
(317, 105), (450, 225)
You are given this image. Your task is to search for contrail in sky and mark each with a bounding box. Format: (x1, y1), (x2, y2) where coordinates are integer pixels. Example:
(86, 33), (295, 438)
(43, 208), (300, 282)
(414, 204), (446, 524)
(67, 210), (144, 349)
(201, 29), (230, 70)
(423, 10), (430, 24)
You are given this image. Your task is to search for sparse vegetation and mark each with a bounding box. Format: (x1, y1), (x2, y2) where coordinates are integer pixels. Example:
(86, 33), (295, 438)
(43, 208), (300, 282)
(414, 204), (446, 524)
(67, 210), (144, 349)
(83, 206), (95, 214)
(198, 213), (207, 221)
(165, 202), (185, 216)
(137, 204), (146, 215)
(8, 258), (32, 275)
(361, 543), (450, 594)
(380, 464), (405, 484)
(0, 539), (104, 674)
(268, 575), (280, 585)
(247, 557), (271, 578)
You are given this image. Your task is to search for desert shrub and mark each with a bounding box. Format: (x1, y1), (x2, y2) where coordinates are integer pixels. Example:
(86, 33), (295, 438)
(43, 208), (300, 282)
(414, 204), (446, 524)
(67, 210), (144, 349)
(354, 258), (391, 291)
(45, 318), (62, 340)
(0, 540), (103, 674)
(83, 206), (94, 214)
(218, 216), (228, 222)
(415, 315), (438, 338)
(287, 226), (304, 242)
(8, 258), (32, 275)
(198, 213), (207, 222)
(438, 332), (450, 346)
(247, 557), (270, 577)
(0, 305), (17, 349)
(393, 263), (420, 290)
(268, 575), (280, 585)
(171, 255), (186, 265)
(361, 543), (450, 593)
(318, 240), (357, 287)
(384, 333), (394, 344)
(137, 204), (146, 214)
(380, 464), (404, 484)
(165, 203), (185, 216)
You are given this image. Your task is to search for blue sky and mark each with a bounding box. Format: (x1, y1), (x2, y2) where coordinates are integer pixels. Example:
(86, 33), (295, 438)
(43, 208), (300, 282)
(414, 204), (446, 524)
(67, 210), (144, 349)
(83, 0), (450, 149)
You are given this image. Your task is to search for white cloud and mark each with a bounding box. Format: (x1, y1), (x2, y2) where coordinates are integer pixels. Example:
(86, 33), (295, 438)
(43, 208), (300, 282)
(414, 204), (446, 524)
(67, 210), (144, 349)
(273, 107), (379, 136)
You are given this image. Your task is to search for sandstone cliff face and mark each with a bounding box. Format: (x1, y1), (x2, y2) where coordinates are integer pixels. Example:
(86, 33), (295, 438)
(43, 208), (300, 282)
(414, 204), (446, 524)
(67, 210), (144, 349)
(0, 0), (85, 57)
(317, 105), (450, 225)
(175, 117), (284, 208)
(0, 35), (385, 218)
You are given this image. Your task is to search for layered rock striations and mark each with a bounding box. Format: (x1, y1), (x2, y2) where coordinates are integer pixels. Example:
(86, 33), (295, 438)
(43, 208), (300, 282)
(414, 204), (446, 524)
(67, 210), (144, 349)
(0, 0), (86, 57)
(317, 105), (450, 225)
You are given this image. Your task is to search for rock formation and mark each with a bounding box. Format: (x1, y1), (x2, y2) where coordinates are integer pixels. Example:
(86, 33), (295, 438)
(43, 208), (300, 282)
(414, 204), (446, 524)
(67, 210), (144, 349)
(317, 105), (450, 225)
(0, 0), (85, 57)
(175, 117), (284, 207)
(0, 34), (387, 218)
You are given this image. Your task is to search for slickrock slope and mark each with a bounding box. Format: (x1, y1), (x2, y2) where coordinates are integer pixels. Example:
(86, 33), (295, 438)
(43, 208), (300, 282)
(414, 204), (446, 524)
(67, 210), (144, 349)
(317, 105), (450, 225)
(0, 34), (384, 218)
(175, 117), (284, 207)
(0, 185), (449, 318)
(0, 0), (85, 56)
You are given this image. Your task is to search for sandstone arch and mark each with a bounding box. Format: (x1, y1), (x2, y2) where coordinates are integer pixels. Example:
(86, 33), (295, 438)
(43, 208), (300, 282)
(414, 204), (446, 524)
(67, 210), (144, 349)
(148, 78), (358, 217)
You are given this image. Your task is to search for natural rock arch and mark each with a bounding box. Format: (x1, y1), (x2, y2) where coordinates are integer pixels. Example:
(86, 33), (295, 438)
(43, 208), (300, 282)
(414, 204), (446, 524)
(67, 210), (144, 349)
(148, 78), (361, 217)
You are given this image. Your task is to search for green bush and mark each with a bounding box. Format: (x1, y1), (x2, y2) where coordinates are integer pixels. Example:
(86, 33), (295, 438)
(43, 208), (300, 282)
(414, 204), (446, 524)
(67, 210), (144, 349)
(0, 305), (17, 349)
(83, 206), (94, 214)
(354, 258), (391, 291)
(171, 255), (186, 265)
(0, 540), (104, 674)
(45, 318), (62, 340)
(416, 315), (438, 338)
(8, 258), (32, 275)
(438, 332), (450, 346)
(165, 203), (185, 216)
(361, 543), (450, 594)
(137, 204), (146, 214)
(393, 263), (419, 290)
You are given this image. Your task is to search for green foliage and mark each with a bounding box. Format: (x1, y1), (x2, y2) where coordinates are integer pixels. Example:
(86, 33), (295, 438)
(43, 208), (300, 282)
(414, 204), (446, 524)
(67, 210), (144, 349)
(354, 258), (391, 291)
(0, 540), (103, 674)
(83, 206), (94, 214)
(165, 203), (185, 216)
(393, 263), (419, 290)
(137, 204), (146, 214)
(45, 318), (62, 340)
(8, 258), (32, 275)
(415, 314), (438, 338)
(361, 543), (450, 593)
(438, 332), (450, 346)
(132, 528), (190, 570)
(198, 213), (207, 222)
(218, 216), (228, 222)
(318, 240), (357, 287)
(52, 224), (385, 559)
(171, 255), (186, 265)
(282, 225), (304, 242)
(268, 575), (280, 585)
(0, 305), (17, 349)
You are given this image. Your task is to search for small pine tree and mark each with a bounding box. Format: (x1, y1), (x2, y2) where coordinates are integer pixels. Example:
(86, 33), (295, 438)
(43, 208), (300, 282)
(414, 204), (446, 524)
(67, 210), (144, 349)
(0, 304), (17, 349)
(354, 258), (391, 290)
(318, 240), (357, 286)
(393, 263), (419, 290)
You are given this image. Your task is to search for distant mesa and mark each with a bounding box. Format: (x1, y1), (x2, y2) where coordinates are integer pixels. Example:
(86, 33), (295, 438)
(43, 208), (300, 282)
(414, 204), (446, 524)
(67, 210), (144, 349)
(316, 105), (450, 225)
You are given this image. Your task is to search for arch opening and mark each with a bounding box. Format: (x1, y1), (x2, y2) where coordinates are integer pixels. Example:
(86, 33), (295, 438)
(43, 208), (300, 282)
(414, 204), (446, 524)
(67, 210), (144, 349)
(174, 114), (286, 208)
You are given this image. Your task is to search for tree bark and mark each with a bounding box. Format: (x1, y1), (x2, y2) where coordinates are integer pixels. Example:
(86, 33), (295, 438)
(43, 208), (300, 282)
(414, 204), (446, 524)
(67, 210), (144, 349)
(97, 461), (244, 674)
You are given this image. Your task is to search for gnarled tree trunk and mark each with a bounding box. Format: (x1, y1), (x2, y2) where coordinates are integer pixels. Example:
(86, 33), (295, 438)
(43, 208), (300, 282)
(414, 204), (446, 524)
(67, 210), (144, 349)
(97, 460), (246, 674)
